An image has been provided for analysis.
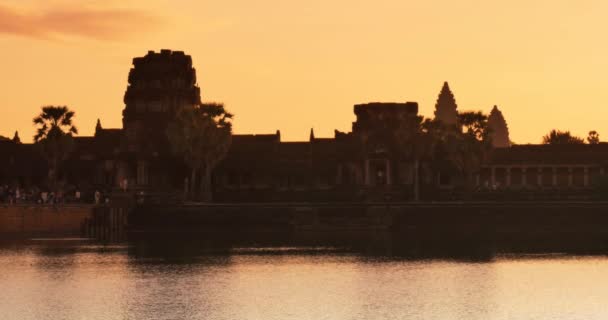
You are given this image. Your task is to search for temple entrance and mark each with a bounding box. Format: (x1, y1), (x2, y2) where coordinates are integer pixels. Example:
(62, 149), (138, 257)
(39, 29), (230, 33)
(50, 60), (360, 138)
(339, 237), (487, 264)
(365, 159), (392, 186)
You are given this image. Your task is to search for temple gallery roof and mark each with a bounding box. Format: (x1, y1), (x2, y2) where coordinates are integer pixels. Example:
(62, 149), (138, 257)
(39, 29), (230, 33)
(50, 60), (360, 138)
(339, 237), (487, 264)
(488, 144), (608, 165)
(232, 134), (280, 144)
(74, 128), (123, 157)
(354, 102), (419, 115)
(0, 141), (46, 177)
(219, 132), (343, 173)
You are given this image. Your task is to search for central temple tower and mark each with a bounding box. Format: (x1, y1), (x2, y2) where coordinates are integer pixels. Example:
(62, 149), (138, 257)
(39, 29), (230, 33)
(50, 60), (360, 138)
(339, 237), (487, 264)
(120, 50), (201, 188)
(434, 81), (459, 125)
(122, 49), (201, 153)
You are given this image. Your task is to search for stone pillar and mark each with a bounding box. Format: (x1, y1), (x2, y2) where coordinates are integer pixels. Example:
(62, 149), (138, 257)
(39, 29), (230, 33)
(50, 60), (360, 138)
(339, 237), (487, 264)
(584, 167), (589, 187)
(552, 167), (557, 187)
(116, 162), (129, 188)
(386, 159), (392, 185)
(568, 167), (573, 187)
(364, 159), (371, 186)
(522, 167), (527, 186)
(137, 160), (147, 186)
(506, 167), (511, 187)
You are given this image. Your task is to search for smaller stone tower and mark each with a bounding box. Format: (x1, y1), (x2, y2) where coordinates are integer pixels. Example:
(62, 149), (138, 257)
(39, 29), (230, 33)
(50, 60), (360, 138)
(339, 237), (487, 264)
(434, 81), (459, 125)
(95, 119), (102, 136)
(12, 131), (20, 144)
(487, 105), (510, 148)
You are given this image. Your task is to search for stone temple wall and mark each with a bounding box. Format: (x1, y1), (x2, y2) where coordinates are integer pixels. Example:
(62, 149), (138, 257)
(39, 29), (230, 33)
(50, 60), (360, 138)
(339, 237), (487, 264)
(0, 205), (94, 236)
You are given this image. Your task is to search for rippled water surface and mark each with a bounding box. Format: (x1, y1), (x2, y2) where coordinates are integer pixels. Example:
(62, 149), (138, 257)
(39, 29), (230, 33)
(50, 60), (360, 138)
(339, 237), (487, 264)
(1, 241), (608, 320)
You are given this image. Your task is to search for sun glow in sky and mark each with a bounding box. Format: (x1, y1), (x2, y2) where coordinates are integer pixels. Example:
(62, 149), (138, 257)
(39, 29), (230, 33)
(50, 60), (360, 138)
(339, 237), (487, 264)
(1, 0), (607, 143)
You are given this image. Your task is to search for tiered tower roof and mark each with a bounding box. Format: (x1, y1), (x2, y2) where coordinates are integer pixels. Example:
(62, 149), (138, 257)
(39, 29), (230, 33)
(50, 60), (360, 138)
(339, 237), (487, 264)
(121, 49), (202, 154)
(434, 81), (458, 125)
(488, 105), (511, 148)
(12, 131), (20, 144)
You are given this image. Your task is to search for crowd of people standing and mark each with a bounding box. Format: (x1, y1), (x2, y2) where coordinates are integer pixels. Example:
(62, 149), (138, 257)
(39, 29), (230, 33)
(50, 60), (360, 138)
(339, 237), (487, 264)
(0, 185), (110, 205)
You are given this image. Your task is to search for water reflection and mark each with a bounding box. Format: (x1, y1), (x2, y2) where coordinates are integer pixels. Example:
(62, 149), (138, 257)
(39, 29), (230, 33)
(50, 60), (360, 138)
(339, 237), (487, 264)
(1, 239), (608, 319)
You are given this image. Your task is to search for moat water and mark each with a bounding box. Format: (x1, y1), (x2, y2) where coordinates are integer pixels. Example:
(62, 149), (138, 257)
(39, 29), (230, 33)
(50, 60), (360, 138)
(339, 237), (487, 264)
(1, 239), (608, 320)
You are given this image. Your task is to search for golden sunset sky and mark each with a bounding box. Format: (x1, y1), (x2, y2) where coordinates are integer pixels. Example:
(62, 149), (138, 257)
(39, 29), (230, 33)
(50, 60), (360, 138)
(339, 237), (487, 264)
(1, 0), (607, 143)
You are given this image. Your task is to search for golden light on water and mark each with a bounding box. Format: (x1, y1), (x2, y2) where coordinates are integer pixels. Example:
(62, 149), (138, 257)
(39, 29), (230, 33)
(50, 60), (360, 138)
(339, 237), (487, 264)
(2, 243), (608, 320)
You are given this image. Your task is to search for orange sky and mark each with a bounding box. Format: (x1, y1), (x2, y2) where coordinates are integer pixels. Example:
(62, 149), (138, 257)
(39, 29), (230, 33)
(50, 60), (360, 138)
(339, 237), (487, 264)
(1, 0), (607, 143)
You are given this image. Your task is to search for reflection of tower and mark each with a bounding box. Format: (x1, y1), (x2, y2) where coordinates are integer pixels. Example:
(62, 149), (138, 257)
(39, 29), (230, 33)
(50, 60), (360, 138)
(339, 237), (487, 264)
(120, 50), (202, 188)
(122, 49), (201, 154)
(434, 81), (458, 125)
(487, 105), (511, 148)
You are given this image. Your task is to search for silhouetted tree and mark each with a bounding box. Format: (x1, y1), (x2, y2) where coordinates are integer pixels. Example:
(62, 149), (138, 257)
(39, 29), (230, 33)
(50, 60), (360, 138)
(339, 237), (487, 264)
(167, 103), (232, 201)
(393, 110), (491, 200)
(445, 111), (492, 197)
(458, 111), (490, 140)
(542, 130), (584, 144)
(394, 114), (436, 201)
(392, 110), (491, 200)
(33, 106), (78, 188)
(587, 130), (600, 144)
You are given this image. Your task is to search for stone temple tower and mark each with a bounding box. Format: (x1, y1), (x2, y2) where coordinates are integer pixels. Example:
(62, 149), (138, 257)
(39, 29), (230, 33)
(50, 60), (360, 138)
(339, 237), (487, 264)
(487, 105), (510, 148)
(120, 49), (202, 187)
(122, 49), (201, 153)
(434, 81), (459, 126)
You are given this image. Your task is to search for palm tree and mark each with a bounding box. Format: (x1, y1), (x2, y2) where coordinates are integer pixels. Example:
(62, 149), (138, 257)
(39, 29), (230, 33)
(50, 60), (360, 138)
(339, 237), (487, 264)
(167, 103), (232, 201)
(33, 106), (78, 188)
(33, 106), (78, 142)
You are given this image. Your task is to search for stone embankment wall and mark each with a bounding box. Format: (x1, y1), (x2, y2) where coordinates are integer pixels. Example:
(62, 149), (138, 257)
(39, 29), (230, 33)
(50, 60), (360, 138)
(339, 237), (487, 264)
(0, 205), (95, 237)
(128, 202), (608, 252)
(130, 202), (608, 236)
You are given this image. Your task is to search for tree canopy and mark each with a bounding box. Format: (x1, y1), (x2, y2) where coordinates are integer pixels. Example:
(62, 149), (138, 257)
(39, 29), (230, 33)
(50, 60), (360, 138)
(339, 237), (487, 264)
(445, 111), (492, 195)
(542, 130), (584, 145)
(32, 105), (78, 188)
(458, 111), (490, 141)
(587, 130), (600, 144)
(389, 110), (491, 200)
(33, 106), (78, 142)
(166, 103), (233, 201)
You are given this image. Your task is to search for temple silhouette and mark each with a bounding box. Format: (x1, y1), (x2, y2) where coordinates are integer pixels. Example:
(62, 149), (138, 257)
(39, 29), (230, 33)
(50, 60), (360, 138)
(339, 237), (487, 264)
(1, 49), (607, 201)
